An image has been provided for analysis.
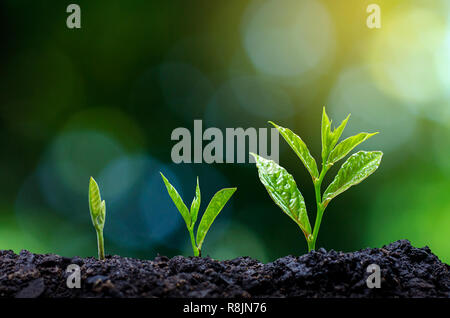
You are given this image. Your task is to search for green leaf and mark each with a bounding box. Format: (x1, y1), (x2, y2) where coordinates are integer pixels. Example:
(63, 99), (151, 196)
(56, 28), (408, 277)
(196, 187), (236, 249)
(321, 107), (350, 163)
(323, 151), (383, 206)
(190, 177), (201, 228)
(160, 172), (191, 228)
(321, 107), (332, 162)
(270, 121), (319, 180)
(89, 177), (105, 230)
(328, 132), (378, 165)
(331, 115), (350, 148)
(98, 200), (106, 226)
(251, 153), (312, 239)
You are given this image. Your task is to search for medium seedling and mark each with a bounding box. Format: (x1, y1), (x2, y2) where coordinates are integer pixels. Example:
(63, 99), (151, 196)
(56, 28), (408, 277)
(160, 173), (236, 257)
(252, 107), (382, 252)
(88, 177), (106, 260)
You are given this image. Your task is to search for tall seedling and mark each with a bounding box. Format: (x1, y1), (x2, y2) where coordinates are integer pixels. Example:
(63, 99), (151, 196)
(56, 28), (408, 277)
(252, 107), (382, 251)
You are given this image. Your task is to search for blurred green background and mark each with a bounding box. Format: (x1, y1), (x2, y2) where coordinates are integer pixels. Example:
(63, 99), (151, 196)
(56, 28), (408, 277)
(0, 0), (449, 263)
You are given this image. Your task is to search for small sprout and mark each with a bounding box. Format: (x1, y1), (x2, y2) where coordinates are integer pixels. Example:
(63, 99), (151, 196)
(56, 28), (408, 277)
(88, 177), (106, 260)
(252, 107), (382, 252)
(160, 173), (236, 257)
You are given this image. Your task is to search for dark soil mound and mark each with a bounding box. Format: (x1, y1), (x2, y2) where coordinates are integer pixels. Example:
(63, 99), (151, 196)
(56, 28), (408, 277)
(0, 240), (448, 298)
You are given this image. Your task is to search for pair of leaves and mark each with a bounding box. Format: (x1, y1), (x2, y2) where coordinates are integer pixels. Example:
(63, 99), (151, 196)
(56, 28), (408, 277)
(321, 108), (378, 167)
(251, 153), (312, 240)
(89, 177), (106, 231)
(319, 108), (383, 203)
(321, 109), (350, 164)
(160, 173), (236, 251)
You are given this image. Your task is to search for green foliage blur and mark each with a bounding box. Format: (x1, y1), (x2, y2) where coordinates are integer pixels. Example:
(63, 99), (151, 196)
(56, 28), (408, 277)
(0, 0), (449, 263)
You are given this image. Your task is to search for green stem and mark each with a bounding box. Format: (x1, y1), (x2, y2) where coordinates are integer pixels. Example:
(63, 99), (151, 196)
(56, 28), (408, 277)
(96, 228), (105, 260)
(307, 238), (315, 252)
(309, 166), (328, 252)
(189, 228), (200, 257)
(310, 207), (324, 251)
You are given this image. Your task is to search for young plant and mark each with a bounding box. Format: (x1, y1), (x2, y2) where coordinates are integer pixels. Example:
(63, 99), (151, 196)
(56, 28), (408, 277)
(160, 173), (236, 257)
(252, 107), (382, 252)
(88, 177), (106, 260)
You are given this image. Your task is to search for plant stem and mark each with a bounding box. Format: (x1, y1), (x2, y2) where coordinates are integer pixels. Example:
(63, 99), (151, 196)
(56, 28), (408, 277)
(307, 238), (315, 251)
(310, 166), (328, 251)
(310, 206), (324, 251)
(96, 228), (105, 260)
(189, 228), (200, 257)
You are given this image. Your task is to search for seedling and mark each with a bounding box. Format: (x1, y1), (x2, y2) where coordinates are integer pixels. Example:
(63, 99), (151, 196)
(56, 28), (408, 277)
(88, 177), (106, 260)
(252, 107), (382, 252)
(160, 173), (236, 257)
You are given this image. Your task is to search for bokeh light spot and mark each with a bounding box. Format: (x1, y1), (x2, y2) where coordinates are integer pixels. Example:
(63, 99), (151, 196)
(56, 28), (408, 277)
(367, 8), (450, 105)
(49, 131), (125, 197)
(242, 0), (334, 77)
(328, 65), (416, 155)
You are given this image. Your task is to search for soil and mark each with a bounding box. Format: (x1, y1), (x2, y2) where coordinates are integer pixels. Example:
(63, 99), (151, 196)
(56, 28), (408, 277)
(0, 240), (448, 298)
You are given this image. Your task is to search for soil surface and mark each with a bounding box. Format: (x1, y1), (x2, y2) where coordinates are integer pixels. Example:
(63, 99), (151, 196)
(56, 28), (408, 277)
(0, 240), (448, 298)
